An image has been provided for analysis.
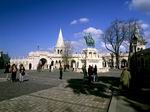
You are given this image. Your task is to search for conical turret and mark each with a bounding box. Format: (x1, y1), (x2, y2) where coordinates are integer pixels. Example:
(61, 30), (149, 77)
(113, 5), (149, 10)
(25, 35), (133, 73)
(55, 29), (65, 48)
(55, 29), (65, 54)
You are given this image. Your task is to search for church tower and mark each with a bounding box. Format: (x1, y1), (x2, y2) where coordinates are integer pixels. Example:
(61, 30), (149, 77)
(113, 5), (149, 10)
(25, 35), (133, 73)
(55, 29), (65, 55)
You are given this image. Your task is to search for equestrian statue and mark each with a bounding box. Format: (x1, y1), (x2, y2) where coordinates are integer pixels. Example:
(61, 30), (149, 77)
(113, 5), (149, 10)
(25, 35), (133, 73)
(84, 33), (95, 47)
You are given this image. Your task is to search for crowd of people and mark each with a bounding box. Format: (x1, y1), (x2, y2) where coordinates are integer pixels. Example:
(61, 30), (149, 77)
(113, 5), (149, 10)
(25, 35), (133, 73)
(4, 63), (27, 82)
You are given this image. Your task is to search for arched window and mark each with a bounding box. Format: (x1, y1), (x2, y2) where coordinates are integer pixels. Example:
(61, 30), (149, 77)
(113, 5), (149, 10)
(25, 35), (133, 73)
(103, 61), (106, 67)
(60, 50), (62, 54)
(59, 60), (61, 64)
(93, 52), (96, 57)
(89, 52), (92, 57)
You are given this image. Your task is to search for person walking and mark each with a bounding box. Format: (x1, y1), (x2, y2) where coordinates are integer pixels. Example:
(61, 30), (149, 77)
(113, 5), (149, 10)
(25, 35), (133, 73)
(11, 64), (17, 82)
(19, 64), (25, 82)
(59, 64), (63, 79)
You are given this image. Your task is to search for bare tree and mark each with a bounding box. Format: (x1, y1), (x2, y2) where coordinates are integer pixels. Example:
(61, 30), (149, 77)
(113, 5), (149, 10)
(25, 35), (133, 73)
(103, 20), (126, 69)
(62, 41), (73, 68)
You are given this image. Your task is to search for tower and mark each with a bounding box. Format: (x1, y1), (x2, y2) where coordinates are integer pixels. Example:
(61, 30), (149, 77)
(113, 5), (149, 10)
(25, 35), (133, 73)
(131, 25), (146, 53)
(55, 29), (65, 55)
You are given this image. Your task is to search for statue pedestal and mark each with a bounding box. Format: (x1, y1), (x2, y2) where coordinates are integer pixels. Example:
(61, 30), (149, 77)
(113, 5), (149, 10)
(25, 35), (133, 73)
(81, 48), (109, 72)
(85, 48), (102, 68)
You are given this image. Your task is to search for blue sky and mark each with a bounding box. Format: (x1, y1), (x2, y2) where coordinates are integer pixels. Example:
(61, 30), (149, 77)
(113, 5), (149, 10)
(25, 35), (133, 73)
(0, 0), (150, 57)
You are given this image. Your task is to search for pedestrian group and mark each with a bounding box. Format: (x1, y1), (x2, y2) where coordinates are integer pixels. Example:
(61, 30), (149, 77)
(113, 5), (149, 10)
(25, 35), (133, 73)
(82, 65), (98, 83)
(4, 63), (27, 82)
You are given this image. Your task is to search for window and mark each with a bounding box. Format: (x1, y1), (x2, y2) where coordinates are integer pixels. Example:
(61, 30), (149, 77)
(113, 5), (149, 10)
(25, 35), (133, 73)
(89, 52), (92, 57)
(93, 52), (96, 57)
(60, 50), (62, 54)
(137, 47), (140, 51)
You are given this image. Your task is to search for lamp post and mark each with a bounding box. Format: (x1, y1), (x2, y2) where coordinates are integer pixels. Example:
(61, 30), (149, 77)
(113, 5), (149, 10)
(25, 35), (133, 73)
(132, 34), (138, 71)
(132, 34), (138, 89)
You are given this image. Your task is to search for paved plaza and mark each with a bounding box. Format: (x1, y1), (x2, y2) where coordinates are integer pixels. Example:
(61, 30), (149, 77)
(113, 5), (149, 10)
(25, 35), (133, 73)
(1, 70), (149, 112)
(0, 70), (120, 112)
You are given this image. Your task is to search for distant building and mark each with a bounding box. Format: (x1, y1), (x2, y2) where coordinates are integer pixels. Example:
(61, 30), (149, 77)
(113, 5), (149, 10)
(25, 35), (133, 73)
(10, 29), (145, 72)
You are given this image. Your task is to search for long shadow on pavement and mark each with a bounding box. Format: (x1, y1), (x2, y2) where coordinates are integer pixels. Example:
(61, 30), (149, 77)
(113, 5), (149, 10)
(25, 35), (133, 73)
(66, 78), (112, 98)
(98, 76), (120, 89)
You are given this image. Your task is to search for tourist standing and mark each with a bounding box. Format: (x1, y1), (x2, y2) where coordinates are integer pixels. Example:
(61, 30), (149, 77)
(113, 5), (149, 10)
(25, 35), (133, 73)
(72, 63), (75, 71)
(88, 65), (93, 83)
(59, 64), (63, 79)
(19, 64), (25, 82)
(11, 64), (17, 82)
(82, 65), (87, 78)
(49, 64), (51, 72)
(29, 63), (32, 70)
(4, 63), (11, 80)
(93, 65), (97, 82)
(120, 67), (131, 90)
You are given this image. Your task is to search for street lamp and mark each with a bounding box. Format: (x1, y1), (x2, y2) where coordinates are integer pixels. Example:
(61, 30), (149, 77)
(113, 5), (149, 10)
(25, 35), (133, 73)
(132, 34), (138, 53)
(132, 34), (138, 89)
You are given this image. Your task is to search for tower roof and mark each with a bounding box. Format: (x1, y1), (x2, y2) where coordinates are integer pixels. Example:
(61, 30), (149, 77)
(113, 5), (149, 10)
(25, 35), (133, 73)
(55, 29), (65, 48)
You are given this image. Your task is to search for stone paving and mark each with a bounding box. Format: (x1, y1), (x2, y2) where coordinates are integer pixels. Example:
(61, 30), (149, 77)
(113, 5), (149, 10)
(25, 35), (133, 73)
(0, 70), (120, 112)
(0, 84), (110, 112)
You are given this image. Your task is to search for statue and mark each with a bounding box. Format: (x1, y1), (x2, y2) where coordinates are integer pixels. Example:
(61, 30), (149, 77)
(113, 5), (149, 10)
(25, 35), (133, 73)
(84, 33), (95, 47)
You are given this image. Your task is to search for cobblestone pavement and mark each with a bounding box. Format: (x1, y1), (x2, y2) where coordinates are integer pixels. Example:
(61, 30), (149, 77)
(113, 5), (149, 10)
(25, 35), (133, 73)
(0, 70), (121, 112)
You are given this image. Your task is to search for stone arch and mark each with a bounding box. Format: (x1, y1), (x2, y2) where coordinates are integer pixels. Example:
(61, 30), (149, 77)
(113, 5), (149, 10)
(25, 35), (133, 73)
(71, 60), (76, 68)
(40, 58), (47, 66)
(102, 61), (107, 67)
(121, 59), (128, 68)
(29, 63), (32, 70)
(37, 58), (47, 70)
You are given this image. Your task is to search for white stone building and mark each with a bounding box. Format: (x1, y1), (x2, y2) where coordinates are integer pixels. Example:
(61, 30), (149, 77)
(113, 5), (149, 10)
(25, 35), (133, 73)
(10, 29), (145, 72)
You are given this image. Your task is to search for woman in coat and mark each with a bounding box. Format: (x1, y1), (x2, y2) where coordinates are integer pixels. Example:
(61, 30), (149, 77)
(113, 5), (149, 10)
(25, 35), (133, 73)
(120, 67), (131, 90)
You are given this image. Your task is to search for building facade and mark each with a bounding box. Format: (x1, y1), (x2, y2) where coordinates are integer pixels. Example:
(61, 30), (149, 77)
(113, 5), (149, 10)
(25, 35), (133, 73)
(10, 29), (145, 72)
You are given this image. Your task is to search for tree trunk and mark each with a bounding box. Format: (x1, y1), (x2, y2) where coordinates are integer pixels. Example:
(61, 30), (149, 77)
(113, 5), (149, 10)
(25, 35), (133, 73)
(115, 53), (120, 69)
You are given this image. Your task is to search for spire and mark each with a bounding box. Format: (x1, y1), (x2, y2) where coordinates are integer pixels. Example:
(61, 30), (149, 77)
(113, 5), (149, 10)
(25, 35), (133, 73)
(55, 28), (65, 48)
